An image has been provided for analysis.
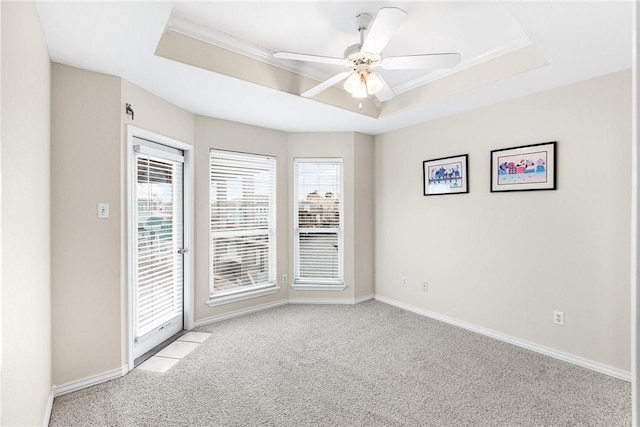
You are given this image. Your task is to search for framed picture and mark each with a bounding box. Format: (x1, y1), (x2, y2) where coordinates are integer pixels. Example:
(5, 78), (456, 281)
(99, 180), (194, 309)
(490, 141), (556, 192)
(423, 154), (469, 196)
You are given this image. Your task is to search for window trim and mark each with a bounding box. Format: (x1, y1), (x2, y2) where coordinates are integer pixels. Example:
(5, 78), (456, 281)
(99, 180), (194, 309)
(290, 283), (346, 291)
(208, 149), (277, 305)
(293, 158), (344, 289)
(206, 284), (281, 307)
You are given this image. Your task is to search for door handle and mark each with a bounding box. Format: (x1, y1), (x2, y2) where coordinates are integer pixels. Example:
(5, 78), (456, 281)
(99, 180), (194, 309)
(177, 248), (188, 255)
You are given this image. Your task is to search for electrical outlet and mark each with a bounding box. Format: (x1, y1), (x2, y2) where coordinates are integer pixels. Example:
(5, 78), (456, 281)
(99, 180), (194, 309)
(282, 274), (288, 284)
(401, 277), (407, 286)
(553, 311), (565, 326)
(422, 282), (428, 292)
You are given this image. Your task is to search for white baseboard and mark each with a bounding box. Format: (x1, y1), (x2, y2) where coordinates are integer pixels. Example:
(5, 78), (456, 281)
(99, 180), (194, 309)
(195, 295), (374, 326)
(289, 293), (373, 305)
(354, 293), (375, 304)
(288, 298), (351, 304)
(54, 365), (129, 397)
(42, 386), (55, 427)
(206, 285), (281, 307)
(375, 294), (631, 382)
(192, 299), (288, 328)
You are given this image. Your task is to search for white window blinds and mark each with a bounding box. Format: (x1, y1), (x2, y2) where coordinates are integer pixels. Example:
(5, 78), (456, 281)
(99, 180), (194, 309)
(210, 150), (276, 297)
(135, 154), (183, 338)
(294, 158), (343, 284)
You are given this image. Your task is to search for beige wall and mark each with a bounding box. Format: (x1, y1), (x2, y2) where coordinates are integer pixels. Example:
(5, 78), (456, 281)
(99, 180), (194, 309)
(354, 133), (375, 300)
(1, 1), (52, 425)
(51, 64), (122, 386)
(194, 116), (289, 321)
(51, 67), (196, 386)
(121, 80), (194, 145)
(375, 70), (632, 372)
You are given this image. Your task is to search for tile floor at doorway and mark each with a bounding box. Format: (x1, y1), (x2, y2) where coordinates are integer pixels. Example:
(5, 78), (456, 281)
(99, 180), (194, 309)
(136, 331), (211, 373)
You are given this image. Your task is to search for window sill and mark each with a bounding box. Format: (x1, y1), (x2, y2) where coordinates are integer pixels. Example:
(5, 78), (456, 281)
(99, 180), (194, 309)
(207, 285), (280, 307)
(291, 283), (346, 291)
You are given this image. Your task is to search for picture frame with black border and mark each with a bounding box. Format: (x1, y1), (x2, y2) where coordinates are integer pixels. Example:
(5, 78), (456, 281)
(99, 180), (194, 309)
(490, 141), (556, 192)
(423, 154), (469, 196)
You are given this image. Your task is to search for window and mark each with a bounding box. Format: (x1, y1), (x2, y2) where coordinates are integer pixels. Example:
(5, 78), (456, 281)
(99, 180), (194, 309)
(293, 158), (344, 290)
(209, 149), (277, 305)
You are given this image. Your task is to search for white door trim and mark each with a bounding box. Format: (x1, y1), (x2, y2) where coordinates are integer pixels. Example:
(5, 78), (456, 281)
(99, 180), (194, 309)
(632, 4), (638, 422)
(126, 125), (194, 371)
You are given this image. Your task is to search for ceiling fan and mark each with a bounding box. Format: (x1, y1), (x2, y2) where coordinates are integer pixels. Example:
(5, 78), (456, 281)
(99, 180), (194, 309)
(273, 7), (462, 102)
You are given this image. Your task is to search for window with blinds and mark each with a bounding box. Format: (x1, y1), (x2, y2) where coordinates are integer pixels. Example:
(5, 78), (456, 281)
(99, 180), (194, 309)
(210, 150), (276, 298)
(294, 158), (343, 285)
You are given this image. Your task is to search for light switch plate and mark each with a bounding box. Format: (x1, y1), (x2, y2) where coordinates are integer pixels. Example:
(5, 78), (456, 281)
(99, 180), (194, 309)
(98, 203), (110, 219)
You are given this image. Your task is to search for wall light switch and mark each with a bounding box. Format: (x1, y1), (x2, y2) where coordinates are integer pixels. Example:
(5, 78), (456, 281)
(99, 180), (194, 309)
(98, 203), (110, 219)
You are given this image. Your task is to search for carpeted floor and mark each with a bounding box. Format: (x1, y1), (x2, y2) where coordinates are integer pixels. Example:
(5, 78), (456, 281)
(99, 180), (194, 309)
(49, 301), (631, 426)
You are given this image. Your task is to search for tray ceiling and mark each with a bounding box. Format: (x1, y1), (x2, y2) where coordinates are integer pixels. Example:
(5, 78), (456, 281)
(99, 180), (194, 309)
(35, 1), (633, 135)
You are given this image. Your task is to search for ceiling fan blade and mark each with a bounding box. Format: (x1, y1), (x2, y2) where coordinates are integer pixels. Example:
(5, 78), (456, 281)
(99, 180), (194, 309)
(374, 74), (395, 102)
(362, 7), (408, 54)
(381, 53), (462, 70)
(301, 71), (352, 97)
(274, 51), (347, 66)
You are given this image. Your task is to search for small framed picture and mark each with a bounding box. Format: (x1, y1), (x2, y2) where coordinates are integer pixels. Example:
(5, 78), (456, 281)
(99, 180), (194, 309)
(423, 154), (469, 196)
(490, 141), (556, 192)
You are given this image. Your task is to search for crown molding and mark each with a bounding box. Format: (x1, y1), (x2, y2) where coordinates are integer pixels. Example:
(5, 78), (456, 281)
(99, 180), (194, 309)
(167, 17), (332, 84)
(392, 37), (534, 95)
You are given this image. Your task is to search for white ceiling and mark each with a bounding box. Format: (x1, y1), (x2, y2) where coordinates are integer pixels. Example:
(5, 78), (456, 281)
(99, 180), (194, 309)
(35, 1), (633, 135)
(169, 1), (531, 91)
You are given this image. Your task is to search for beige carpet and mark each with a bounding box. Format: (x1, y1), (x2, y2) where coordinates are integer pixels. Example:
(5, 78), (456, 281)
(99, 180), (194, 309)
(50, 301), (630, 426)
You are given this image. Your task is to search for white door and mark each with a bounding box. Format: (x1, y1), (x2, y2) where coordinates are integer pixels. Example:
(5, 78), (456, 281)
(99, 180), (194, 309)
(132, 139), (185, 360)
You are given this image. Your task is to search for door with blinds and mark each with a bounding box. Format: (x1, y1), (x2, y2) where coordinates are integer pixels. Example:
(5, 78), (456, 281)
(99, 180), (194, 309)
(132, 139), (185, 360)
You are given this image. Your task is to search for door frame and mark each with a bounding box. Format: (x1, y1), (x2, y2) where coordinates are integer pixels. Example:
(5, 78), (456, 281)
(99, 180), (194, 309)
(126, 125), (194, 371)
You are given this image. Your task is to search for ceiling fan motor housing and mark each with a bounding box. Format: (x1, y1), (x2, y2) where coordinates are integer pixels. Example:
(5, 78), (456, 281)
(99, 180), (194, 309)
(344, 44), (381, 69)
(345, 12), (381, 71)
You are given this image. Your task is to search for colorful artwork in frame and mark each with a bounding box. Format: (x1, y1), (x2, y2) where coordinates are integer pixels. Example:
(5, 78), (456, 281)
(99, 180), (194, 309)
(423, 154), (469, 196)
(490, 141), (556, 192)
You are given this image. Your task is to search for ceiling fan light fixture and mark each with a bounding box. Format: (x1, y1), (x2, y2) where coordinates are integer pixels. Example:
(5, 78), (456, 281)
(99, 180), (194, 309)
(353, 80), (369, 98)
(344, 72), (368, 98)
(366, 71), (383, 95)
(343, 72), (359, 93)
